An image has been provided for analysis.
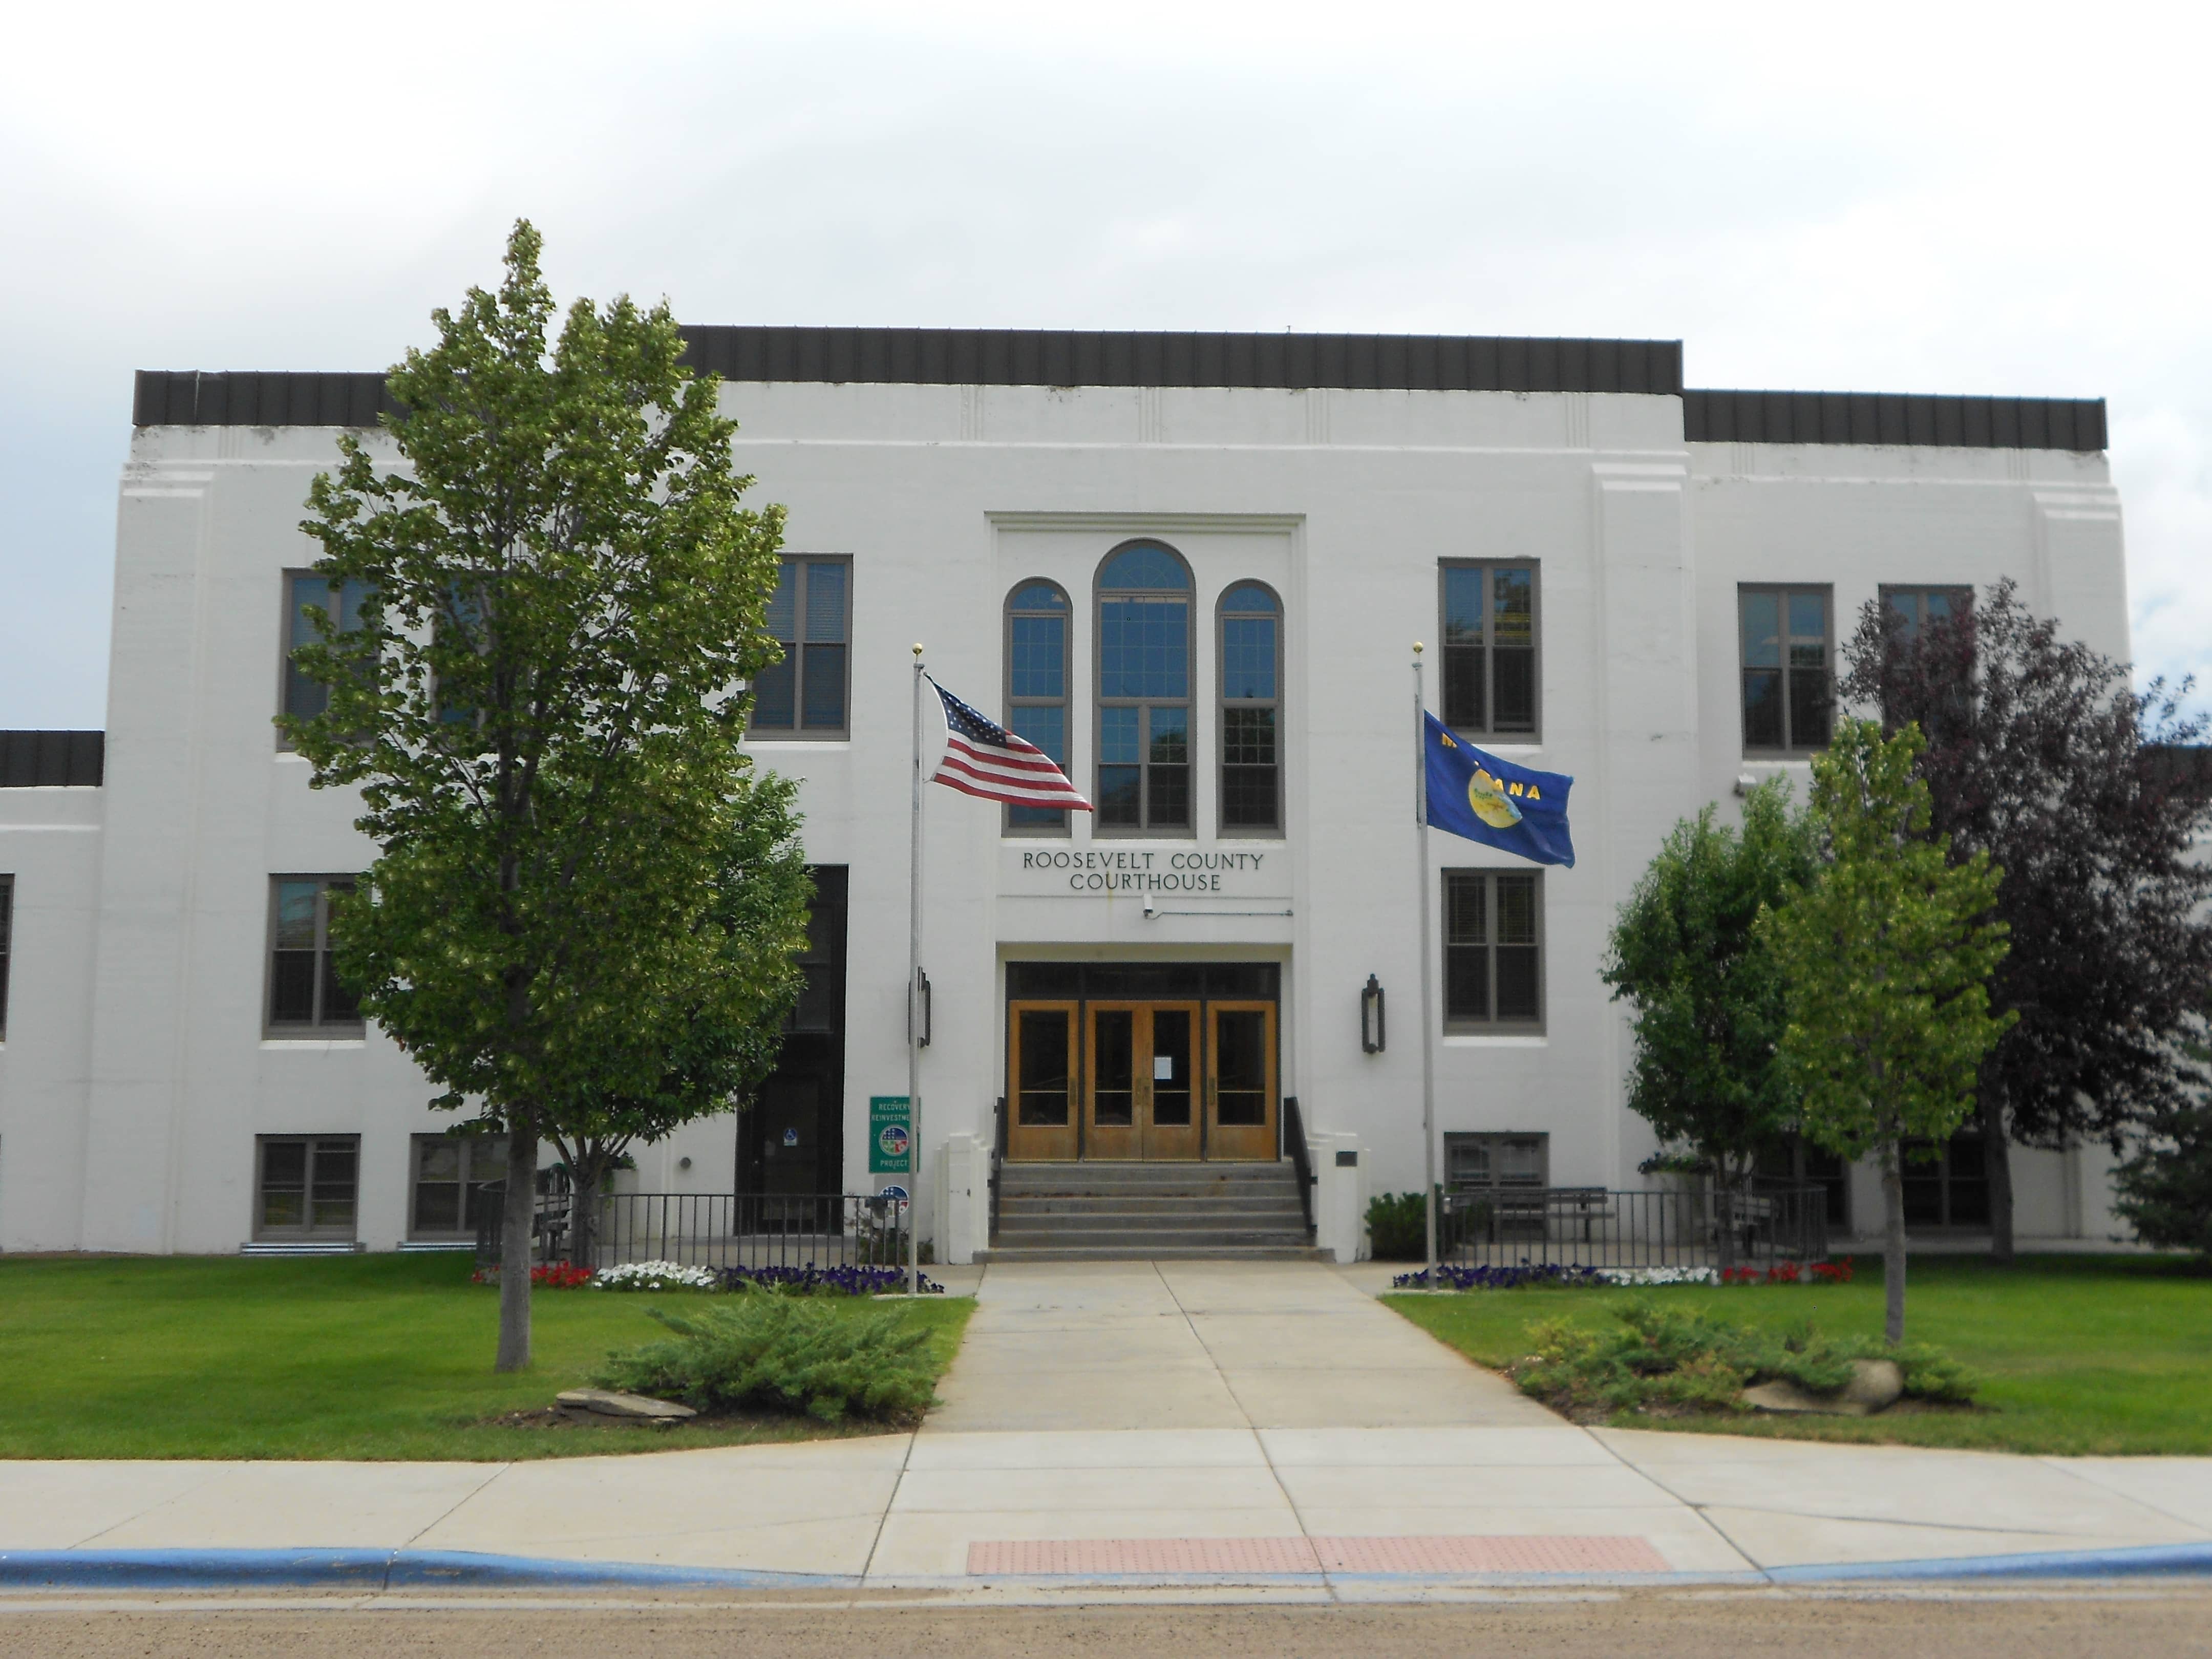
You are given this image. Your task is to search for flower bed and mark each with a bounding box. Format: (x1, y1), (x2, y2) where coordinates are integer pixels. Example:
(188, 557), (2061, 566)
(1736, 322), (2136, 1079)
(1392, 1260), (1857, 1290)
(471, 1262), (595, 1289)
(721, 1264), (943, 1296)
(591, 1261), (724, 1293)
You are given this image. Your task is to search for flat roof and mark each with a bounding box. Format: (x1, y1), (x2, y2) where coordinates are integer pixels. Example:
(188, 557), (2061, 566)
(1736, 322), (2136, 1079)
(131, 327), (2106, 451)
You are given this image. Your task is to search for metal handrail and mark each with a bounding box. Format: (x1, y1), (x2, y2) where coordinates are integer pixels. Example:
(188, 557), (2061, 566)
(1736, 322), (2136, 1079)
(1282, 1094), (1316, 1242)
(990, 1096), (1007, 1245)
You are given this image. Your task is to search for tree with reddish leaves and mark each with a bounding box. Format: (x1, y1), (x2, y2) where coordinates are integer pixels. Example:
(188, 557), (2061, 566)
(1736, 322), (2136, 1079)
(1840, 580), (2212, 1262)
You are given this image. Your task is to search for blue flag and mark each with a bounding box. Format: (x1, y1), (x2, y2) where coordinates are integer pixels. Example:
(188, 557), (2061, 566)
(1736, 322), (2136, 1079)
(1423, 713), (1576, 867)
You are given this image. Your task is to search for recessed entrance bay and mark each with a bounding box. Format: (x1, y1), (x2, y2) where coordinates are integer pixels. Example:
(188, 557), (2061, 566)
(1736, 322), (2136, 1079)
(1004, 962), (1278, 1162)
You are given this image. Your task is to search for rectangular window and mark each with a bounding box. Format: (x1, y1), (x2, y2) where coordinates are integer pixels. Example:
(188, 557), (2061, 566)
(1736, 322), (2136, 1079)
(1440, 562), (1539, 739)
(0, 874), (11, 1040)
(751, 558), (850, 737)
(1902, 1129), (1990, 1229)
(279, 570), (373, 745)
(254, 1134), (360, 1240)
(266, 877), (364, 1035)
(1442, 869), (1543, 1029)
(1444, 1132), (1550, 1193)
(409, 1133), (509, 1239)
(1739, 586), (1832, 755)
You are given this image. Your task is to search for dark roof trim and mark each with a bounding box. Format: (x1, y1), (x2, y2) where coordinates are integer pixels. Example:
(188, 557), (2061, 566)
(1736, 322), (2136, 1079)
(1686, 389), (2106, 452)
(676, 326), (1683, 395)
(0, 731), (104, 788)
(131, 334), (2107, 453)
(135, 371), (400, 429)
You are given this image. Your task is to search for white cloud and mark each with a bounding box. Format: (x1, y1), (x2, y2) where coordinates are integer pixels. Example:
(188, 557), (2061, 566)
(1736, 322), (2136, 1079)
(2, 0), (2204, 723)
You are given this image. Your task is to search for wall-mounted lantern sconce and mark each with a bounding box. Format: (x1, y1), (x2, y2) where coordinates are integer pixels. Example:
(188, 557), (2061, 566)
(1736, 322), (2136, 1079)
(1360, 973), (1386, 1053)
(912, 968), (932, 1048)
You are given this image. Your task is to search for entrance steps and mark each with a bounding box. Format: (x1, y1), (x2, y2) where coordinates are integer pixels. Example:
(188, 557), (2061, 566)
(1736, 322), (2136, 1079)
(983, 1160), (1320, 1261)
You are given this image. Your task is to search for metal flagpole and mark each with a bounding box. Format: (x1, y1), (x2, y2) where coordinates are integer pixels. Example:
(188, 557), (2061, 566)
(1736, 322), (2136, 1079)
(1414, 644), (1438, 1281)
(907, 644), (925, 1298)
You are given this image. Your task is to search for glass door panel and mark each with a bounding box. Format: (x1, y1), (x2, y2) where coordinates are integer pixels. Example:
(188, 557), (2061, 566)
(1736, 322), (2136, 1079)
(1207, 1002), (1277, 1161)
(1144, 1003), (1201, 1160)
(1007, 1001), (1078, 1161)
(1086, 1004), (1141, 1160)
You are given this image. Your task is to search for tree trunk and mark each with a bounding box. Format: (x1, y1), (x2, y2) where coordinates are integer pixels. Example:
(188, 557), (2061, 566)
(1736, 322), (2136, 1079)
(567, 1145), (605, 1273)
(1980, 1092), (2015, 1266)
(496, 1121), (538, 1373)
(1879, 1136), (1907, 1346)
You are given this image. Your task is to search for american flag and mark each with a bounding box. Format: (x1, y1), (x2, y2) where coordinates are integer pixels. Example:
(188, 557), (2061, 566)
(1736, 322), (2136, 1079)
(930, 678), (1093, 811)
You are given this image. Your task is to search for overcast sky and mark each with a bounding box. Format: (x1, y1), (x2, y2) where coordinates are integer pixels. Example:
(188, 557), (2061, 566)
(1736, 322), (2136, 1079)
(4, 1), (2205, 728)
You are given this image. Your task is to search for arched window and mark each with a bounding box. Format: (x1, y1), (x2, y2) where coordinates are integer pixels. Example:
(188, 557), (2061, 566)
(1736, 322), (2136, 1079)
(1219, 582), (1281, 832)
(1004, 580), (1072, 833)
(1095, 541), (1193, 833)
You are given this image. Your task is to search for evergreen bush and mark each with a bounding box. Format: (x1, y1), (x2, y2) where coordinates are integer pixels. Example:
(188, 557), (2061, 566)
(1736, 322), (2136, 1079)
(595, 1297), (941, 1423)
(1511, 1302), (1976, 1417)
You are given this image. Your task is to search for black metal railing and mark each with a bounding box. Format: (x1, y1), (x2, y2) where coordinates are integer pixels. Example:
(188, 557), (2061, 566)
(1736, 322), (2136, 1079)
(1434, 1184), (1830, 1271)
(990, 1096), (1007, 1245)
(476, 1192), (911, 1272)
(1282, 1094), (1316, 1242)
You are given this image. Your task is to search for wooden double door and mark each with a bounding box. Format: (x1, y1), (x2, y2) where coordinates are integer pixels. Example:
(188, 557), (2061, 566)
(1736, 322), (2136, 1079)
(1007, 998), (1277, 1162)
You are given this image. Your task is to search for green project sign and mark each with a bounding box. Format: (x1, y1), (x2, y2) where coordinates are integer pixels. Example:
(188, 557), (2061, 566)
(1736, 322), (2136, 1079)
(868, 1096), (912, 1175)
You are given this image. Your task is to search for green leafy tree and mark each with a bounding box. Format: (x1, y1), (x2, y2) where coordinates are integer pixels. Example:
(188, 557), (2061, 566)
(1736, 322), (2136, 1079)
(284, 221), (790, 1371)
(554, 777), (813, 1267)
(1761, 720), (2014, 1342)
(1603, 778), (1818, 1262)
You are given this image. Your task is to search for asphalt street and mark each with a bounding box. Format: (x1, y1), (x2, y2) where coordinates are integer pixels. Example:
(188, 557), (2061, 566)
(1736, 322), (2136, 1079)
(3, 1585), (2209, 1658)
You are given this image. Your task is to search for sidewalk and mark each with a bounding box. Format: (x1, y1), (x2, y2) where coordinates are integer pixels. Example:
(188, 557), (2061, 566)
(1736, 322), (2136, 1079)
(5, 1260), (2210, 1589)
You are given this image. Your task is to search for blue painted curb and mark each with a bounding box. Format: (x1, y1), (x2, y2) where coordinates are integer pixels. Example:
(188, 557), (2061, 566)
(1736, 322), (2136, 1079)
(1773, 1543), (2212, 1583)
(7, 1542), (2212, 1593)
(0, 1549), (859, 1592)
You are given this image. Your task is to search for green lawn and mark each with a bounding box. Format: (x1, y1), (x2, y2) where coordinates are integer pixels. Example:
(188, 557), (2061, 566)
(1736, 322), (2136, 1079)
(1385, 1253), (2212, 1455)
(0, 1253), (973, 1461)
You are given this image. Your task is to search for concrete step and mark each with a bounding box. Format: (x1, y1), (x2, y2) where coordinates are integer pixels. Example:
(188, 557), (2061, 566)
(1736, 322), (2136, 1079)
(998, 1195), (1306, 1218)
(1001, 1161), (1293, 1183)
(998, 1208), (1308, 1232)
(979, 1245), (1328, 1262)
(991, 1226), (1314, 1250)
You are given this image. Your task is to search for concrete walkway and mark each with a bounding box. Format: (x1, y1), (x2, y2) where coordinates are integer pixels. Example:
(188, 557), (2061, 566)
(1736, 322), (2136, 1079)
(5, 1260), (2211, 1587)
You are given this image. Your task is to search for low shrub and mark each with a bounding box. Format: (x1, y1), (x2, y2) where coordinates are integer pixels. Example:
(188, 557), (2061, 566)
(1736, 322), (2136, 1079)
(1510, 1301), (1979, 1418)
(1366, 1190), (1436, 1261)
(595, 1296), (943, 1424)
(721, 1264), (943, 1296)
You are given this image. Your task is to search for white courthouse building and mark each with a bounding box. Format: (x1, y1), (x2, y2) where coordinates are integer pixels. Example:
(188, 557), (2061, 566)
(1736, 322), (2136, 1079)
(0, 327), (2133, 1261)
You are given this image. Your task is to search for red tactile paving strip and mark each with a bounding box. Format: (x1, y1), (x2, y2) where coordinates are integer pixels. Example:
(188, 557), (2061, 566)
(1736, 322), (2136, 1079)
(966, 1536), (1671, 1576)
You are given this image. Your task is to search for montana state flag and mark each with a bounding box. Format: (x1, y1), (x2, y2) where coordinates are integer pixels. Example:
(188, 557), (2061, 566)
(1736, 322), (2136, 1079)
(1423, 713), (1575, 867)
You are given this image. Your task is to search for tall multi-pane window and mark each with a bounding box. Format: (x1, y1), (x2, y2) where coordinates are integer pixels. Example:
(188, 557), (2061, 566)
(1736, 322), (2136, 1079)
(1096, 542), (1193, 833)
(1879, 584), (1975, 739)
(279, 570), (373, 743)
(1883, 585), (1972, 639)
(0, 874), (12, 1040)
(1440, 563), (1538, 739)
(1739, 586), (1833, 755)
(267, 877), (364, 1035)
(1219, 583), (1282, 833)
(254, 1134), (360, 1241)
(409, 1133), (508, 1240)
(1442, 870), (1543, 1029)
(752, 558), (850, 737)
(1005, 581), (1073, 833)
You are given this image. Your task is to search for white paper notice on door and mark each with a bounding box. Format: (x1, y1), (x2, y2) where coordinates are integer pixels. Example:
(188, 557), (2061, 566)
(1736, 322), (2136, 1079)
(1153, 1055), (1174, 1080)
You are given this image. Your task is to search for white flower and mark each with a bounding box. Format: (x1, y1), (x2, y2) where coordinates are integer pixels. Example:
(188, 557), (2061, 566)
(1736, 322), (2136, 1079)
(1592, 1266), (1719, 1286)
(590, 1260), (720, 1292)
